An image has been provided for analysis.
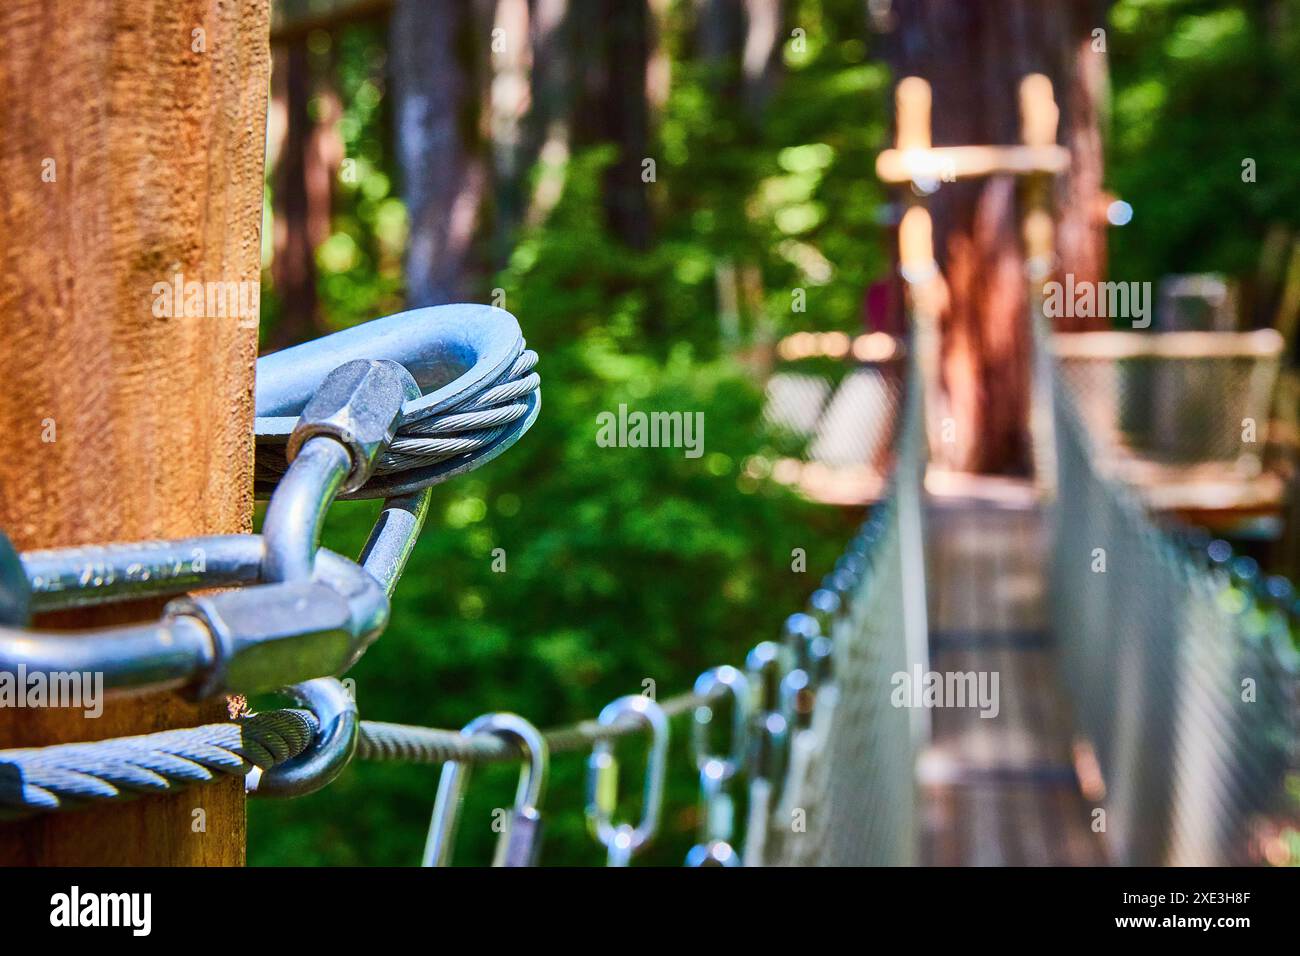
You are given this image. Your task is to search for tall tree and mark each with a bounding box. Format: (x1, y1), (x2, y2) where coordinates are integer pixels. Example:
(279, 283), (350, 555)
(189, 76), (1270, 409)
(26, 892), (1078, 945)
(519, 0), (575, 229)
(883, 0), (1111, 474)
(487, 0), (533, 259)
(270, 38), (341, 349)
(692, 0), (786, 119)
(695, 0), (746, 101)
(573, 0), (653, 250)
(390, 0), (491, 306)
(741, 0), (784, 117)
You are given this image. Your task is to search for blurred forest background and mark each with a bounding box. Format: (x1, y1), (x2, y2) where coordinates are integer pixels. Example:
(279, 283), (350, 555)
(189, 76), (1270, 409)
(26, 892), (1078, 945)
(250, 0), (1300, 865)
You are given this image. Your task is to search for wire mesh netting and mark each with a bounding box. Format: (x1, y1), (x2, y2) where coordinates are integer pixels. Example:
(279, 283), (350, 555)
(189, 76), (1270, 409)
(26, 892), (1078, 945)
(759, 350), (925, 866)
(1048, 350), (1300, 866)
(763, 347), (906, 476)
(1051, 331), (1284, 477)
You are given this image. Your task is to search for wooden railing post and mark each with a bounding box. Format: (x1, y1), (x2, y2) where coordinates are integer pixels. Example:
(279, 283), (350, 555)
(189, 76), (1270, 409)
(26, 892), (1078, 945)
(0, 0), (271, 865)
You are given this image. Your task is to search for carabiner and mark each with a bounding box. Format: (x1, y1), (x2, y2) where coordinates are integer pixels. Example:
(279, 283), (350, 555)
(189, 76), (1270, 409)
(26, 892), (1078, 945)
(742, 641), (790, 866)
(807, 588), (842, 638)
(685, 665), (748, 867)
(586, 695), (669, 867)
(780, 666), (813, 731)
(782, 612), (819, 675)
(782, 612), (832, 725)
(685, 840), (741, 867)
(691, 665), (749, 784)
(423, 712), (548, 867)
(745, 641), (792, 786)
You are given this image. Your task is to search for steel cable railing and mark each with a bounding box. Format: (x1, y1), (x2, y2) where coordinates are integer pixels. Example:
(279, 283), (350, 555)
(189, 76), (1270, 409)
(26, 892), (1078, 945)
(761, 342), (926, 866)
(1047, 333), (1300, 866)
(2, 317), (929, 867)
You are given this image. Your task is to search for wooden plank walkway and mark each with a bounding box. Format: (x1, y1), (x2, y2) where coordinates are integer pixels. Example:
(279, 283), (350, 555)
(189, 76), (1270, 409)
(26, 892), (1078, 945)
(918, 497), (1108, 865)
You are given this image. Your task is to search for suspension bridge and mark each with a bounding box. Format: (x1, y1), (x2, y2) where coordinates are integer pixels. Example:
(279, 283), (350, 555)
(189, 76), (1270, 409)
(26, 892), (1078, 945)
(1, 69), (1296, 869)
(752, 72), (1298, 867)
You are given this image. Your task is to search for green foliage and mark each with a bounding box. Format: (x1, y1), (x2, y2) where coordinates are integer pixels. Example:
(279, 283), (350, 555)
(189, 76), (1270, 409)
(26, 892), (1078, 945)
(251, 2), (878, 865)
(1106, 0), (1300, 283)
(315, 24), (408, 327)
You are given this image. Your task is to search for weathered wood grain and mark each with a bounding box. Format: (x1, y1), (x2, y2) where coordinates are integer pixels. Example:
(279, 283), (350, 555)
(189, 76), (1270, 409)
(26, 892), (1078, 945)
(919, 500), (1108, 865)
(0, 0), (270, 865)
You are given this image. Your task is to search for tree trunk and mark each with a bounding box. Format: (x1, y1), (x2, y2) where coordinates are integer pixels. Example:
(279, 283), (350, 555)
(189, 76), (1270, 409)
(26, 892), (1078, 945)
(270, 37), (343, 349)
(527, 0), (575, 159)
(486, 0), (532, 262)
(741, 0), (784, 118)
(1055, 1), (1110, 311)
(391, 0), (489, 306)
(885, 0), (1110, 474)
(271, 40), (322, 348)
(594, 0), (653, 250)
(0, 0), (268, 865)
(694, 0), (745, 102)
(519, 0), (575, 228)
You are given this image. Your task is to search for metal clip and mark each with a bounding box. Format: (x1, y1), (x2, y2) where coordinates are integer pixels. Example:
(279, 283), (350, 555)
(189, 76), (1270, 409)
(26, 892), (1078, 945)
(782, 612), (819, 674)
(685, 665), (748, 867)
(423, 713), (548, 867)
(782, 611), (833, 723)
(745, 641), (791, 786)
(0, 548), (387, 701)
(741, 642), (790, 867)
(780, 667), (813, 731)
(807, 588), (841, 638)
(586, 695), (669, 867)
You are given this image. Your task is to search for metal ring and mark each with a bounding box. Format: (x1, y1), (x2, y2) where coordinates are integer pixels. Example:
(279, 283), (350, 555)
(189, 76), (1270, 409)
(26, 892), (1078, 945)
(745, 642), (792, 787)
(254, 677), (359, 798)
(691, 666), (749, 783)
(586, 695), (669, 866)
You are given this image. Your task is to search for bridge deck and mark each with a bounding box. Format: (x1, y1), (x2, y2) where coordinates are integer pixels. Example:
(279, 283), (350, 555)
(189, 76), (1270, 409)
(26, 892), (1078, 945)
(918, 497), (1108, 866)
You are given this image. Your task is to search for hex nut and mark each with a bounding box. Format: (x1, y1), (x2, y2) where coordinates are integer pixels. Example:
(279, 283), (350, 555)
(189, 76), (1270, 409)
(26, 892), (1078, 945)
(167, 581), (357, 698)
(286, 359), (421, 493)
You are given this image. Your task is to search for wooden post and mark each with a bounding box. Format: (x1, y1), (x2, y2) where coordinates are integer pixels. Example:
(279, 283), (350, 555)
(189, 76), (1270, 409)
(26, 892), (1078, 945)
(1019, 74), (1060, 277)
(0, 0), (270, 865)
(1019, 75), (1063, 494)
(890, 78), (947, 463)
